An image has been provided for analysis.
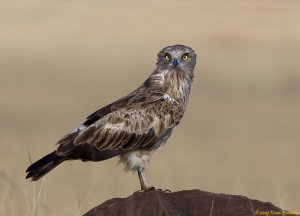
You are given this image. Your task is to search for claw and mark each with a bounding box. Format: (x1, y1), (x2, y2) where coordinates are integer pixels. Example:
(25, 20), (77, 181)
(157, 188), (172, 193)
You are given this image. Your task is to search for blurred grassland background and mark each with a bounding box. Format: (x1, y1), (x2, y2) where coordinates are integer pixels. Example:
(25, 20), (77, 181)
(1, 0), (300, 215)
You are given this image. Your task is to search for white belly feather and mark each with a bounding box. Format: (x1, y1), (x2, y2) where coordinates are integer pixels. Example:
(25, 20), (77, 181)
(119, 150), (152, 172)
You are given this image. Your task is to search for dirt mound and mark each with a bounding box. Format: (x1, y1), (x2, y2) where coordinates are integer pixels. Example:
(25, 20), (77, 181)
(84, 189), (295, 216)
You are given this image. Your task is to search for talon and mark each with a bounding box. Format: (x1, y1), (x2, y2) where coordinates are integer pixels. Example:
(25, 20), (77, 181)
(156, 188), (172, 193)
(164, 189), (172, 193)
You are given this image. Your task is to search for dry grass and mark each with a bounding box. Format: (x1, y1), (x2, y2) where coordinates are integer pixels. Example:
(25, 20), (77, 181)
(0, 0), (300, 215)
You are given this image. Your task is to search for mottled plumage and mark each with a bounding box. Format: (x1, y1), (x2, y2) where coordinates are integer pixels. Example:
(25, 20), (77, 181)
(26, 44), (197, 191)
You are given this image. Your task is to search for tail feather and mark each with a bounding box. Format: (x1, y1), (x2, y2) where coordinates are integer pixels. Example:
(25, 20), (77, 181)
(26, 151), (64, 181)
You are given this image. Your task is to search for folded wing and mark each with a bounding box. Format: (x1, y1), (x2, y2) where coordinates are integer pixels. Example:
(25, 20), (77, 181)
(55, 95), (184, 160)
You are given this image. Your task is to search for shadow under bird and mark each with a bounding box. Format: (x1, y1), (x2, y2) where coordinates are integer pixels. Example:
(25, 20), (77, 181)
(26, 44), (197, 191)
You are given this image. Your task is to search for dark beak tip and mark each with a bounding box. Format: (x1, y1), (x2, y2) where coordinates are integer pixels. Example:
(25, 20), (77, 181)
(172, 59), (179, 66)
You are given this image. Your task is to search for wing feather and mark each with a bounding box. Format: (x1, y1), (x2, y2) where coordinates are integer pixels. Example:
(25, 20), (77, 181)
(56, 92), (184, 160)
(73, 97), (183, 151)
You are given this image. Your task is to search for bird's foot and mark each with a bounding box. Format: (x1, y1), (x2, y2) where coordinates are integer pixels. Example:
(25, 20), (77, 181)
(139, 186), (156, 192)
(139, 187), (172, 193)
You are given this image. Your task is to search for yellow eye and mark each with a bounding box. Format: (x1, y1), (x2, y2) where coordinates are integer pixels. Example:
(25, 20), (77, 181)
(182, 54), (189, 61)
(165, 54), (171, 61)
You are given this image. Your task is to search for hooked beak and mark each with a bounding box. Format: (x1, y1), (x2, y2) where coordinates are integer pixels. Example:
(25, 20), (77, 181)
(172, 58), (179, 67)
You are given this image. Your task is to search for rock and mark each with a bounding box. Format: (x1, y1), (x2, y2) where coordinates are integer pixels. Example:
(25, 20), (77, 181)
(84, 189), (298, 216)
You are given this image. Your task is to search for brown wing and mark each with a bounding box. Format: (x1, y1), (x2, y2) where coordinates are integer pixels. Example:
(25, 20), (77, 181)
(55, 90), (184, 160)
(80, 87), (161, 127)
(73, 97), (184, 151)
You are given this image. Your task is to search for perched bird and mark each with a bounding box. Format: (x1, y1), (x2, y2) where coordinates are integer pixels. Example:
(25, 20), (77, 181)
(26, 44), (196, 191)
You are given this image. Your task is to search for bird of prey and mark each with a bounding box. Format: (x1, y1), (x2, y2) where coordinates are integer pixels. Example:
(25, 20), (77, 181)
(26, 44), (196, 191)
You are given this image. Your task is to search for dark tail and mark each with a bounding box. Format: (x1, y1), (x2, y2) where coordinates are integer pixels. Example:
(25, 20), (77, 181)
(26, 151), (64, 181)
